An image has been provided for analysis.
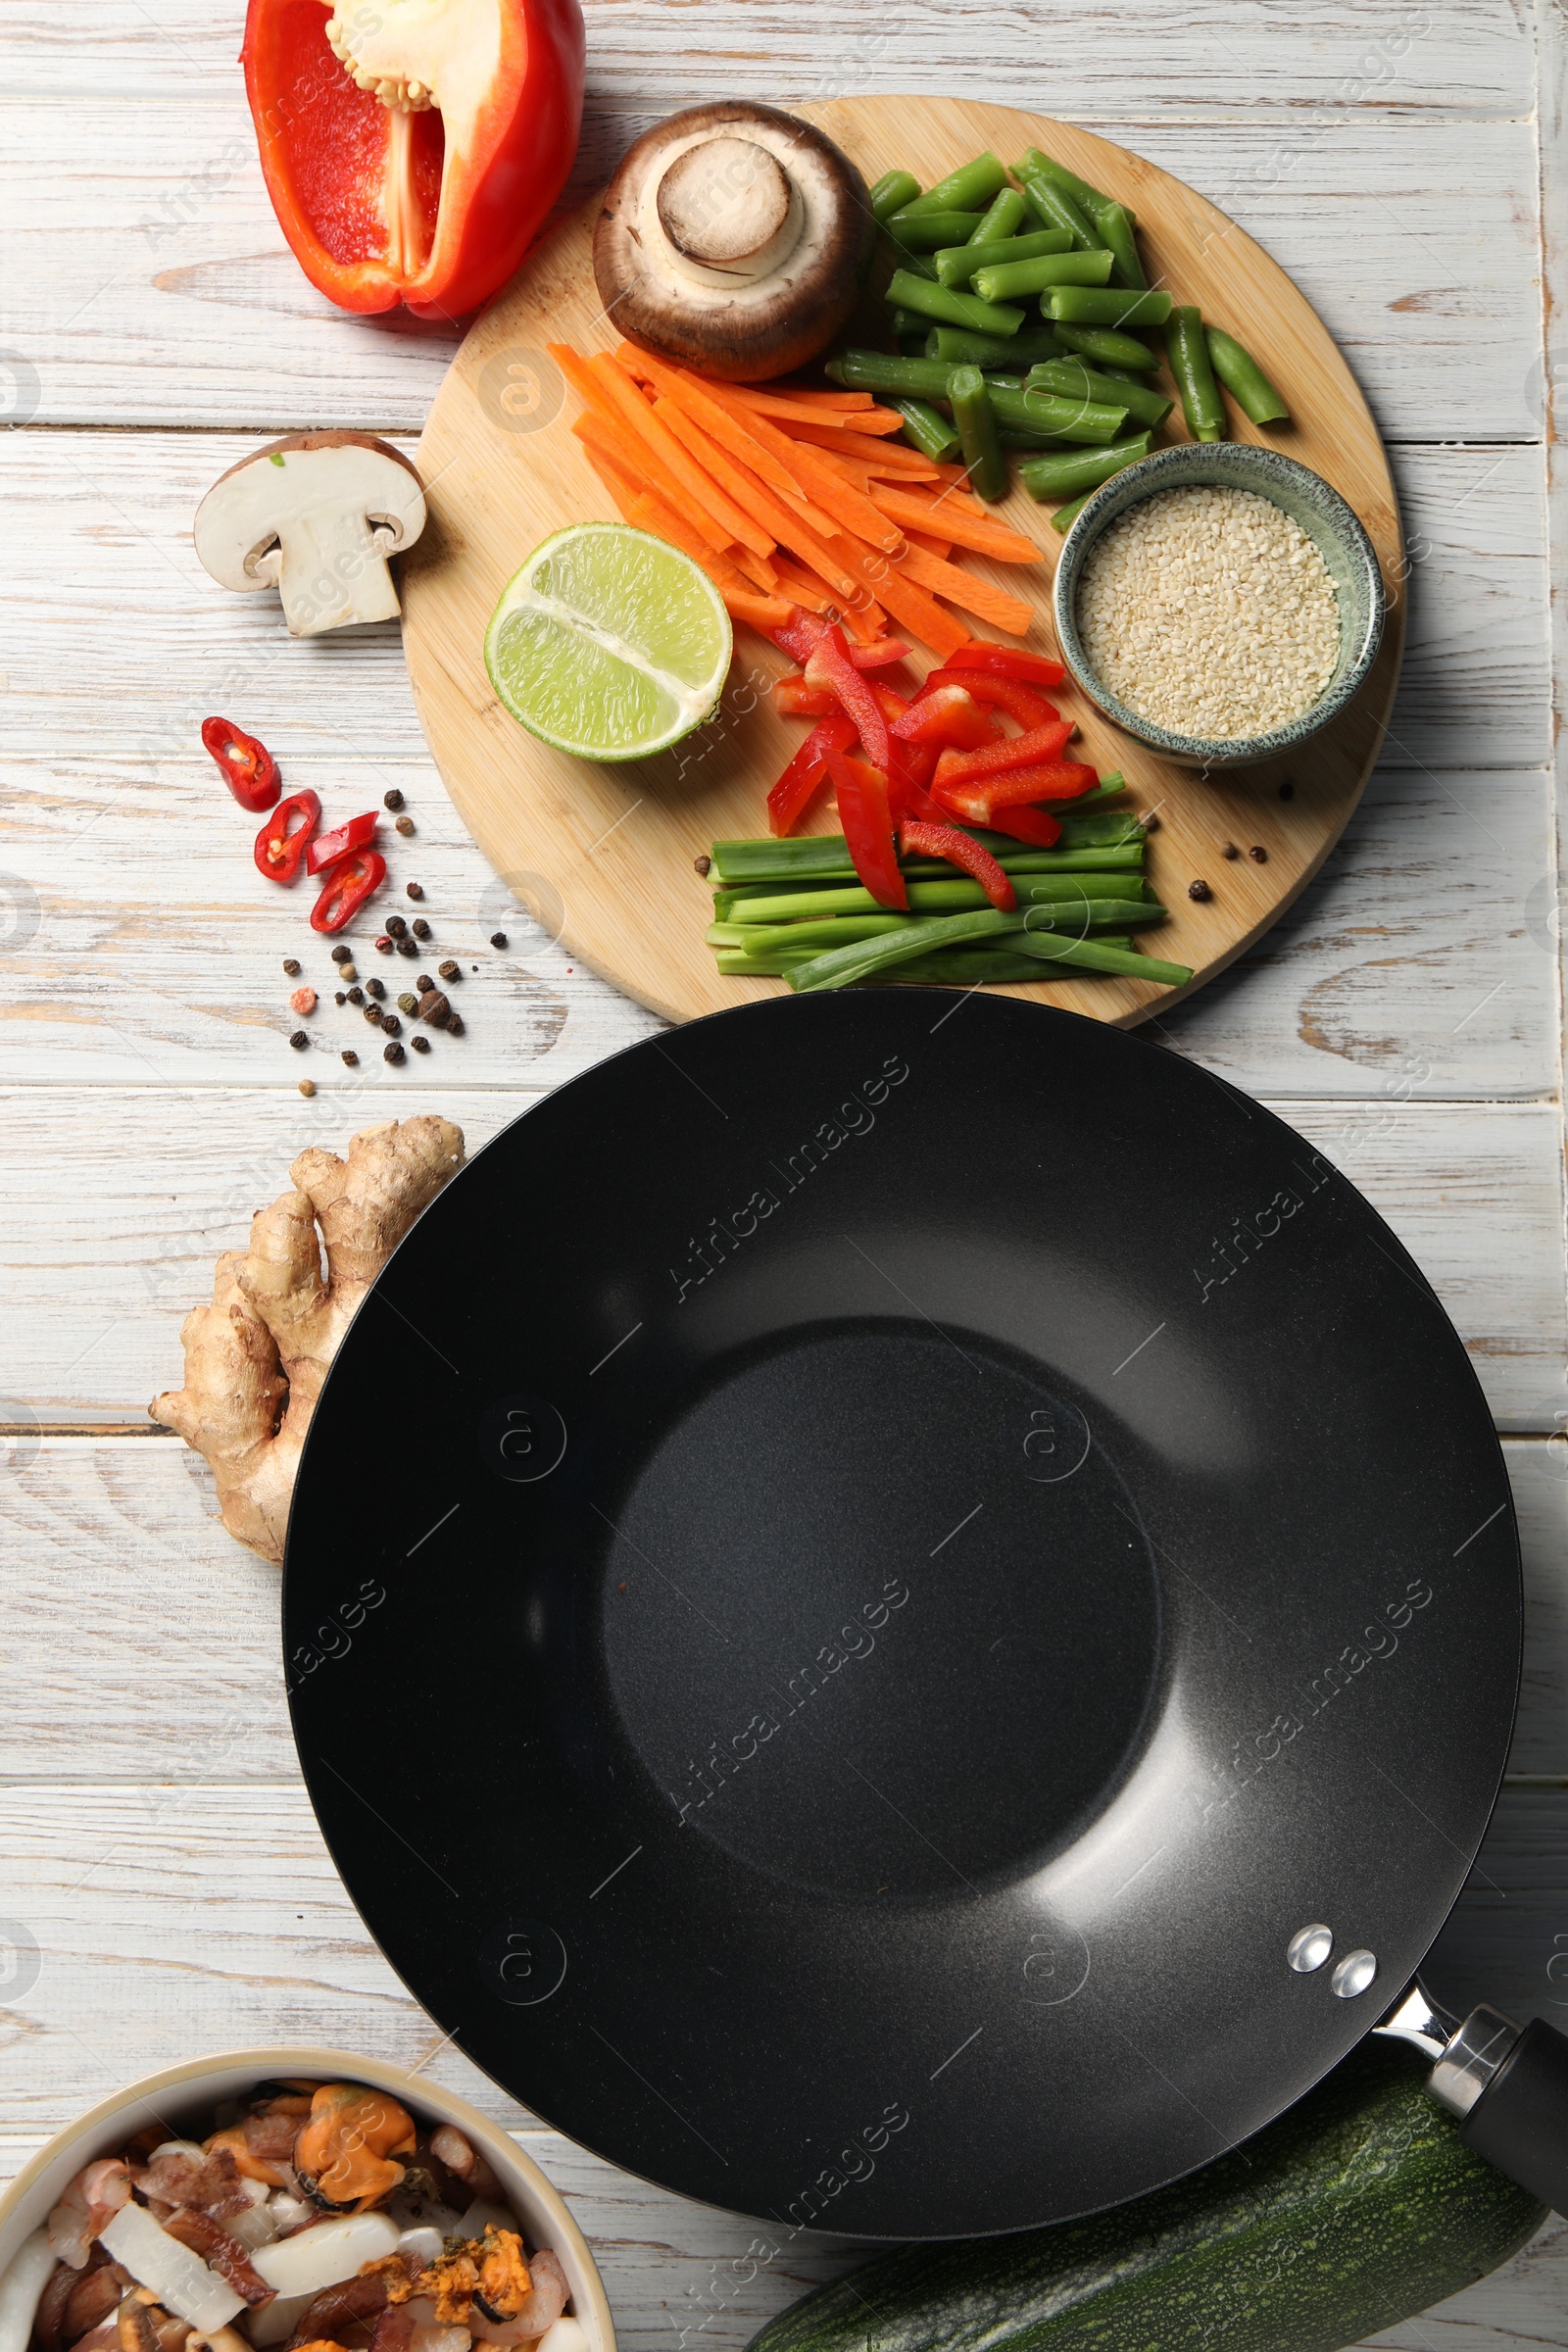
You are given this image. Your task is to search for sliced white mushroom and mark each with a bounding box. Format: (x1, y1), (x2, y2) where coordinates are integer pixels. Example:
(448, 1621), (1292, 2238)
(97, 2204), (245, 2335)
(0, 2228), (61, 2352)
(593, 103), (875, 382)
(248, 2212), (400, 2298)
(192, 433), (426, 638)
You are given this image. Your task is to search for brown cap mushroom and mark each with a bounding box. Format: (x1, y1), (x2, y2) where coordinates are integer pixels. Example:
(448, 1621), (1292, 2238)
(192, 431), (427, 637)
(594, 104), (876, 382)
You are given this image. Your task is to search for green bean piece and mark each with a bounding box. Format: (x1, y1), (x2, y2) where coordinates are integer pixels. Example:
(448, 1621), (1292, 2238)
(1053, 321), (1160, 370)
(1048, 285), (1174, 327)
(948, 365), (1008, 502)
(885, 269), (1024, 338)
(1028, 358), (1172, 429)
(1205, 325), (1291, 424)
(927, 325), (1066, 368)
(1167, 305), (1226, 441)
(1050, 491), (1095, 534)
(968, 186), (1028, 245)
(891, 306), (931, 336)
(892, 395), (961, 464)
(827, 349), (957, 401)
(869, 170), (921, 223)
(1019, 173), (1100, 252)
(1016, 432), (1153, 501)
(895, 152), (1008, 220)
(973, 249), (1113, 303)
(1013, 147), (1109, 215)
(999, 429), (1066, 451)
(933, 229), (1071, 289)
(984, 378), (1128, 445)
(1008, 926), (1192, 985)
(885, 207), (986, 251)
(1086, 198), (1146, 290)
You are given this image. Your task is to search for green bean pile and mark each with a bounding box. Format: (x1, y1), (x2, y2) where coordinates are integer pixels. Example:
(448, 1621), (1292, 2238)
(703, 807), (1193, 993)
(855, 146), (1291, 527)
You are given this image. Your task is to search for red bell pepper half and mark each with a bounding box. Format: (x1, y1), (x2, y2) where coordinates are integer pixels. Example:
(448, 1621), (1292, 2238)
(931, 721), (1078, 791)
(935, 762), (1100, 823)
(924, 667), (1060, 731)
(311, 850), (387, 932)
(307, 808), (381, 877)
(805, 626), (892, 771)
(827, 752), (906, 909)
(202, 715), (280, 811)
(891, 683), (999, 751)
(254, 790), (320, 883)
(984, 805), (1064, 849)
(898, 820), (1016, 912)
(946, 642), (1066, 688)
(242, 0), (584, 318)
(767, 714), (858, 837)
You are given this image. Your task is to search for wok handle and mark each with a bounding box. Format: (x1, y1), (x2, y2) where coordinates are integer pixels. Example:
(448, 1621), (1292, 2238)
(1453, 2016), (1568, 2216)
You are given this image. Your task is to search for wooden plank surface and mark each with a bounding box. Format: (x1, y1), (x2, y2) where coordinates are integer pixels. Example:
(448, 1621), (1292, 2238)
(3, 0), (1564, 2339)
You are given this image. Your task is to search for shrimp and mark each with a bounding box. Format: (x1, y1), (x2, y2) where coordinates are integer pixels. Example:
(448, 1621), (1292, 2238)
(48, 2163), (132, 2272)
(468, 2254), (568, 2347)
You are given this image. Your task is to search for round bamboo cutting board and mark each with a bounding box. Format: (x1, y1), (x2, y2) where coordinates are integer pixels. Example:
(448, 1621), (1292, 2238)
(402, 96), (1404, 1027)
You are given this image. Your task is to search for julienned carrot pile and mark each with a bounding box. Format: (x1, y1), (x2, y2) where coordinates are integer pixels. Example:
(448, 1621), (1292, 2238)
(546, 338), (1043, 662)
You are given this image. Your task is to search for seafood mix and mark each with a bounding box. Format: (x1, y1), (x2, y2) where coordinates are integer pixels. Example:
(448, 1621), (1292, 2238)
(0, 2082), (583, 2352)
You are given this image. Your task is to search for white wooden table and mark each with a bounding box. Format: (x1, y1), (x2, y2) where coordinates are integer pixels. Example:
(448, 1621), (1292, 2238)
(4, 0), (1568, 2341)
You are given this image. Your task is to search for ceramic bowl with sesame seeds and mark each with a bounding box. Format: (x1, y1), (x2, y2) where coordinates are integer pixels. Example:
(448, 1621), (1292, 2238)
(1052, 442), (1385, 770)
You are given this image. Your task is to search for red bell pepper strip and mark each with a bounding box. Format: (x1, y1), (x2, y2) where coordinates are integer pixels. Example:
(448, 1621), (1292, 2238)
(827, 752), (906, 908)
(254, 790), (320, 883)
(805, 626), (892, 770)
(769, 609), (912, 670)
(983, 805), (1064, 849)
(890, 758), (956, 825)
(935, 762), (1100, 823)
(241, 0), (584, 319)
(311, 849), (387, 933)
(931, 721), (1078, 791)
(891, 684), (1000, 750)
(923, 667), (1061, 730)
(849, 638), (914, 670)
(202, 715), (279, 811)
(767, 715), (858, 837)
(898, 820), (1016, 912)
(307, 808), (381, 877)
(773, 678), (840, 718)
(946, 643), (1067, 687)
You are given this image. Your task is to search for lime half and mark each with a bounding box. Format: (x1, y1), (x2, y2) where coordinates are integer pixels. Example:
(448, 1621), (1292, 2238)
(484, 522), (733, 762)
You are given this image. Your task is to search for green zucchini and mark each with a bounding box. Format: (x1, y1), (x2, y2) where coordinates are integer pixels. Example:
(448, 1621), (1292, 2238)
(746, 2045), (1544, 2352)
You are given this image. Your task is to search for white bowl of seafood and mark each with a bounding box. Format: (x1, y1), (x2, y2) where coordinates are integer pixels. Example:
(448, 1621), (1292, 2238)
(0, 2051), (613, 2352)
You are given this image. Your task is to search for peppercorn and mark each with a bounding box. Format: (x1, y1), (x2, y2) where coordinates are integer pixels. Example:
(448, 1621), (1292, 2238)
(490, 932), (508, 949)
(411, 1033), (431, 1054)
(364, 1004), (382, 1025)
(419, 992), (450, 1028)
(445, 1012), (466, 1037)
(383, 789), (405, 811)
(397, 936), (418, 957)
(406, 881), (424, 901)
(396, 816), (416, 837)
(385, 914), (408, 938)
(412, 917), (431, 939)
(283, 956), (302, 976)
(384, 1041), (406, 1064)
(334, 991), (347, 1006)
(299, 1079), (316, 1098)
(1279, 779), (1295, 800)
(413, 975), (430, 995)
(366, 978), (385, 1001)
(348, 986), (365, 1005)
(1188, 879), (1211, 902)
(381, 1011), (402, 1036)
(1250, 845), (1268, 863)
(337, 961), (357, 982)
(342, 1050), (359, 1066)
(1222, 842), (1239, 859)
(694, 854), (711, 877)
(1141, 815), (1159, 834)
(398, 992), (418, 1014)
(375, 934), (393, 954)
(289, 1030), (309, 1050)
(438, 958), (459, 981)
(330, 943), (353, 963)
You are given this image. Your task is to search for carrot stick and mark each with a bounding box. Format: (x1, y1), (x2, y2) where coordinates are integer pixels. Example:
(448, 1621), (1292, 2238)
(774, 417), (942, 474)
(721, 384), (905, 435)
(730, 545), (782, 592)
(654, 392), (840, 541)
(646, 418), (869, 610)
(769, 559), (838, 614)
(701, 382), (906, 554)
(571, 412), (715, 539)
(771, 389), (875, 410)
(721, 584), (798, 633)
(548, 340), (620, 422)
(589, 353), (773, 559)
(869, 486), (1044, 563)
(892, 543), (1037, 635)
(906, 526), (956, 560)
(801, 445), (874, 494)
(616, 347), (810, 507)
(829, 537), (972, 660)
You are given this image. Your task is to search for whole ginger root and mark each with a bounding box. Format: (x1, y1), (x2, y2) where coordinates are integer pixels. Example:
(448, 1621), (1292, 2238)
(152, 1115), (465, 1561)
